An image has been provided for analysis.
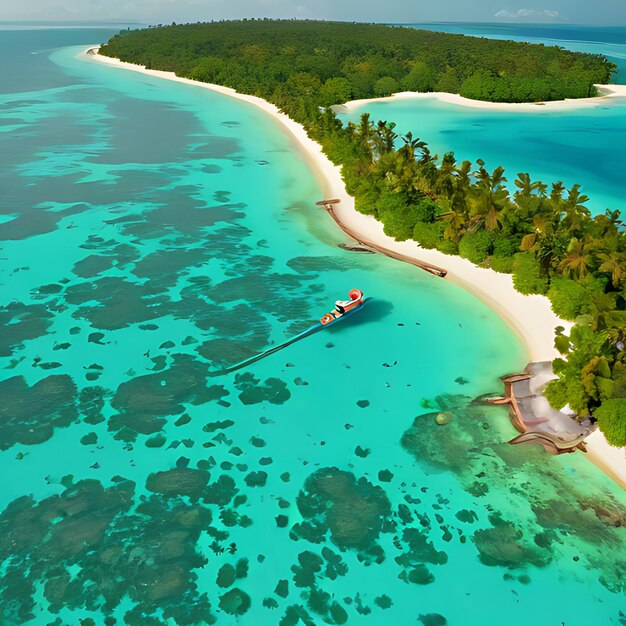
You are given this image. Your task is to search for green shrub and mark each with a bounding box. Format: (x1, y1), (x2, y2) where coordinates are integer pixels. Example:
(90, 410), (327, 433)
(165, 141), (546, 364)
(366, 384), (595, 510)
(436, 238), (458, 255)
(458, 231), (494, 264)
(490, 255), (514, 273)
(285, 72), (321, 97)
(512, 253), (548, 295)
(319, 77), (352, 106)
(353, 190), (379, 216)
(378, 191), (421, 240)
(413, 221), (443, 249)
(544, 378), (570, 411)
(545, 374), (589, 415)
(547, 277), (605, 321)
(401, 61), (436, 92)
(190, 56), (226, 82)
(493, 233), (519, 257)
(435, 67), (460, 93)
(595, 399), (626, 447)
(413, 197), (439, 223)
(460, 71), (513, 102)
(374, 76), (399, 97)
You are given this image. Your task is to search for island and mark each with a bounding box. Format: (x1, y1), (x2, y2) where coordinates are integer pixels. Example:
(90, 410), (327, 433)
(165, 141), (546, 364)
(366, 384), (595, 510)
(97, 20), (625, 473)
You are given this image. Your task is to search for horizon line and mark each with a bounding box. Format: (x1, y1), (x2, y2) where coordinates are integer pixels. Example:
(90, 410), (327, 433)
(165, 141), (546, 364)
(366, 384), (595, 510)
(1, 18), (626, 28)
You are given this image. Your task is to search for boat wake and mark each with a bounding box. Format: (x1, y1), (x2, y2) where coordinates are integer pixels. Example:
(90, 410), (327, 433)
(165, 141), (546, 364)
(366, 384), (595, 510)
(207, 293), (369, 376)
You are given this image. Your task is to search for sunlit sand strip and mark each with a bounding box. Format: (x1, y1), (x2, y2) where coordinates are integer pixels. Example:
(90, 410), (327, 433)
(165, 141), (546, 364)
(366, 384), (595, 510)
(339, 84), (626, 113)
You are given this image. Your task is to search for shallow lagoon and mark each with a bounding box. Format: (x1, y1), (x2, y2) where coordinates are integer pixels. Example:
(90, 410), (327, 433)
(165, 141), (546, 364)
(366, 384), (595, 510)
(0, 29), (625, 626)
(339, 95), (626, 216)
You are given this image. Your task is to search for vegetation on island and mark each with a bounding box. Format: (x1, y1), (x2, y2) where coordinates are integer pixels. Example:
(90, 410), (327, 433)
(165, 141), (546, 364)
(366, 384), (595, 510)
(101, 21), (625, 445)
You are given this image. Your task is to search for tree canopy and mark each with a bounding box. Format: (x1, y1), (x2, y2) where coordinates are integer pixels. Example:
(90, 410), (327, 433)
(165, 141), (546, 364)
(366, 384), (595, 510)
(101, 20), (615, 105)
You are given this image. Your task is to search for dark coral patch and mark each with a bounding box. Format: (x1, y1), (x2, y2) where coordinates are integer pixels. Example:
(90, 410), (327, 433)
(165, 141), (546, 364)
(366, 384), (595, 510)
(109, 355), (228, 439)
(0, 477), (217, 625)
(205, 273), (309, 323)
(292, 468), (391, 552)
(395, 528), (448, 570)
(199, 337), (264, 367)
(235, 373), (290, 406)
(244, 471), (268, 488)
(472, 521), (550, 568)
(378, 469), (393, 482)
(146, 468), (210, 500)
(64, 276), (170, 330)
(418, 614), (448, 626)
(218, 587), (251, 616)
(286, 256), (351, 275)
(0, 375), (78, 449)
(374, 595), (392, 609)
(0, 301), (53, 357)
(402, 564), (434, 585)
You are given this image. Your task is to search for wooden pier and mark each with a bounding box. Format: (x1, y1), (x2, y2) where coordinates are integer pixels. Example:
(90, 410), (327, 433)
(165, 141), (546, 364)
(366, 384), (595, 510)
(488, 362), (594, 455)
(316, 199), (448, 278)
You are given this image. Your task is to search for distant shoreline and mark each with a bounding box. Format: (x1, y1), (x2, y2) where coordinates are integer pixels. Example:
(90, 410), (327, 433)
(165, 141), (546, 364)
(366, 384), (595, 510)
(337, 84), (626, 113)
(84, 47), (625, 488)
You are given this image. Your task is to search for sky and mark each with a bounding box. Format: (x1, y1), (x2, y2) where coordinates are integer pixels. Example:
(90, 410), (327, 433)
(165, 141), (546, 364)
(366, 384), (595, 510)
(1, 0), (625, 26)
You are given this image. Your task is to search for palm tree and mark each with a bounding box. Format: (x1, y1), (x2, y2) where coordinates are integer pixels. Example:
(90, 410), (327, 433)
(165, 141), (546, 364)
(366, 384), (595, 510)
(357, 112), (375, 158)
(593, 209), (624, 239)
(561, 184), (591, 233)
(453, 160), (472, 203)
(398, 132), (428, 163)
(550, 181), (566, 205)
(513, 172), (548, 223)
(558, 238), (595, 279)
(514, 172), (547, 199)
(373, 120), (397, 160)
(435, 152), (457, 200)
(467, 164), (509, 232)
(440, 208), (468, 241)
(598, 250), (625, 288)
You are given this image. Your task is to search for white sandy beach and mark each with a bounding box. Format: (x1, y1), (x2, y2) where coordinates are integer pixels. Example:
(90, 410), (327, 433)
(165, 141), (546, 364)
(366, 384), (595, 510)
(340, 84), (626, 113)
(85, 48), (625, 487)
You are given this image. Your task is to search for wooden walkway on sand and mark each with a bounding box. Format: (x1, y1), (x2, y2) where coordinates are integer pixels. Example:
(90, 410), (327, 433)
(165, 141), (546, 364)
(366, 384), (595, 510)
(316, 199), (448, 278)
(488, 362), (595, 455)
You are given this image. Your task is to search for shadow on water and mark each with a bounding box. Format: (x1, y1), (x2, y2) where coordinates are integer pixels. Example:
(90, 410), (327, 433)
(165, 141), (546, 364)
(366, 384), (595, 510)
(326, 297), (394, 332)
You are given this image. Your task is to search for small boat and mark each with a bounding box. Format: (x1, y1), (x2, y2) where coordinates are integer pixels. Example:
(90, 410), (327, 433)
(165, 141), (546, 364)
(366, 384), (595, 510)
(319, 289), (364, 326)
(209, 288), (366, 375)
(338, 243), (375, 253)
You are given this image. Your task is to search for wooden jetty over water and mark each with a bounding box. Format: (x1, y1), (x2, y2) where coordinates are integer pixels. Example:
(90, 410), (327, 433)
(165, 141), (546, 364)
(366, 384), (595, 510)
(316, 199), (448, 278)
(489, 362), (595, 455)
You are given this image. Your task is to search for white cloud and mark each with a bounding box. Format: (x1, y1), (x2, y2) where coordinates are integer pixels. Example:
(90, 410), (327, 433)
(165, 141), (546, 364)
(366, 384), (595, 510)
(495, 8), (563, 20)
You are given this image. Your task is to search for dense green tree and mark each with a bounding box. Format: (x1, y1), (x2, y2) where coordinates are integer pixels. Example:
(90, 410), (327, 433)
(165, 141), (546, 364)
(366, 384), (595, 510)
(413, 221), (444, 249)
(547, 277), (606, 321)
(374, 76), (399, 97)
(400, 61), (437, 92)
(595, 399), (626, 447)
(435, 67), (461, 93)
(458, 231), (494, 265)
(512, 253), (549, 295)
(102, 20), (614, 108)
(319, 77), (352, 107)
(546, 324), (614, 415)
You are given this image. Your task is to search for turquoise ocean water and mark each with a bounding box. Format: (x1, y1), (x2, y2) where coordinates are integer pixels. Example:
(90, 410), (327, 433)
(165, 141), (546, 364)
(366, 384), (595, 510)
(0, 28), (625, 626)
(341, 24), (626, 216)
